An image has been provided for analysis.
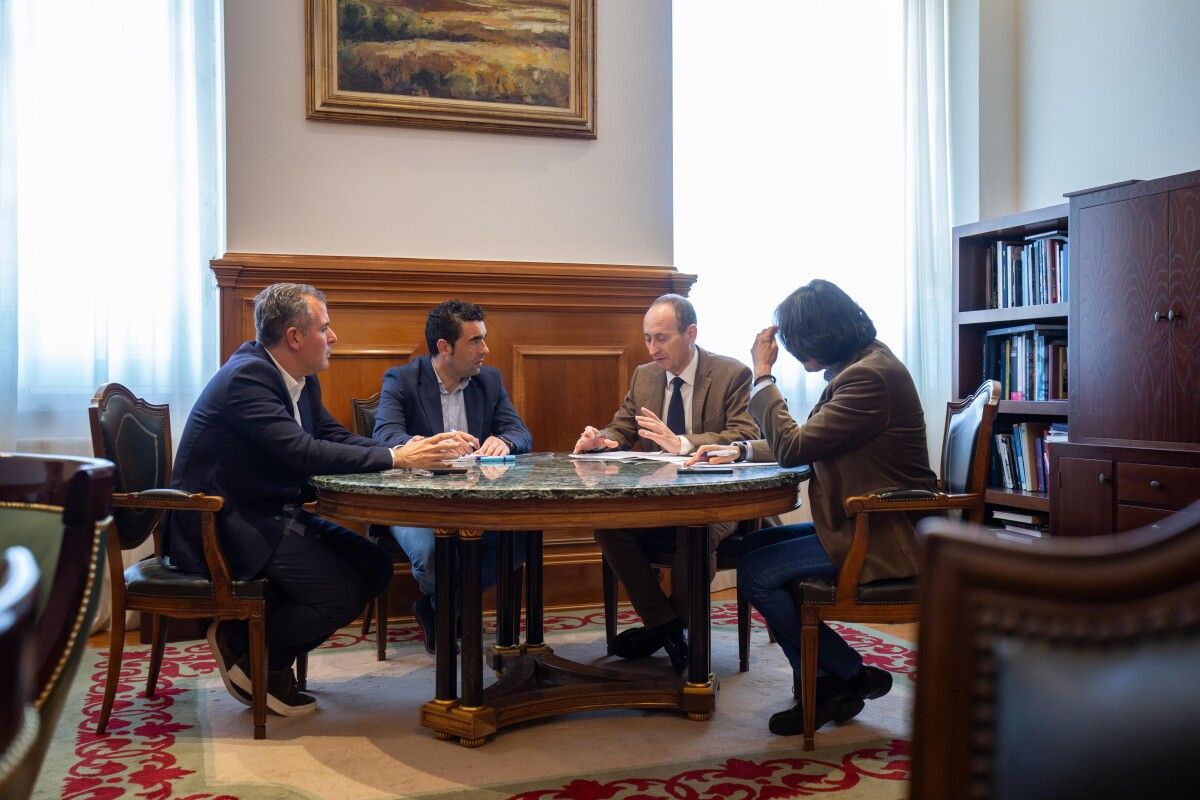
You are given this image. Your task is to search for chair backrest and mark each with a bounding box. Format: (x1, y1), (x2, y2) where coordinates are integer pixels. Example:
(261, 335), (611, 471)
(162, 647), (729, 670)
(350, 392), (381, 438)
(910, 500), (1200, 800)
(0, 453), (112, 794)
(0, 546), (40, 800)
(89, 382), (172, 551)
(940, 379), (1001, 495)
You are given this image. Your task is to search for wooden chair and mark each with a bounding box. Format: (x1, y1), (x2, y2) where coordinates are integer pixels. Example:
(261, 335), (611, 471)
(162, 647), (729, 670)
(910, 500), (1200, 800)
(0, 453), (112, 796)
(89, 382), (305, 740)
(788, 378), (1001, 750)
(0, 546), (41, 800)
(351, 392), (525, 658)
(601, 518), (776, 673)
(350, 391), (403, 660)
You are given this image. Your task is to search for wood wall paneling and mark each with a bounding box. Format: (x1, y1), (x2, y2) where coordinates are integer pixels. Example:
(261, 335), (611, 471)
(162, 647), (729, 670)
(213, 252), (696, 611)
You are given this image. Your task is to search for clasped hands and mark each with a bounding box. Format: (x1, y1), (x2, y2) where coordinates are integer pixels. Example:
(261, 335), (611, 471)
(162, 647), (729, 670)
(572, 406), (684, 455)
(390, 430), (511, 469)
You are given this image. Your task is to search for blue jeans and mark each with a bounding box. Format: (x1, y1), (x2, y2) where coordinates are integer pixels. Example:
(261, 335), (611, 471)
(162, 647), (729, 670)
(737, 523), (863, 683)
(391, 526), (524, 608)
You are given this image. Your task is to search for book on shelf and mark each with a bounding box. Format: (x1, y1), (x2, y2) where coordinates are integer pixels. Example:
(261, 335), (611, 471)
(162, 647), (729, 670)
(989, 509), (1048, 541)
(992, 508), (1048, 525)
(982, 324), (1068, 401)
(990, 424), (1051, 493)
(986, 231), (1069, 308)
(1045, 422), (1068, 444)
(993, 433), (1016, 490)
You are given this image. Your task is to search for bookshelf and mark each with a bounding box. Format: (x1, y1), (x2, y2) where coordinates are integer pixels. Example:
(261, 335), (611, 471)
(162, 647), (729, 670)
(952, 204), (1070, 523)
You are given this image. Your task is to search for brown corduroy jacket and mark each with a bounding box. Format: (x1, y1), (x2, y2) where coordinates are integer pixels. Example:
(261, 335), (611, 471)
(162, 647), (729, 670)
(747, 340), (936, 583)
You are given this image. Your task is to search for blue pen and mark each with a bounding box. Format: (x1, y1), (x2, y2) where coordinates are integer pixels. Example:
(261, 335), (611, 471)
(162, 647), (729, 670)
(479, 455), (516, 464)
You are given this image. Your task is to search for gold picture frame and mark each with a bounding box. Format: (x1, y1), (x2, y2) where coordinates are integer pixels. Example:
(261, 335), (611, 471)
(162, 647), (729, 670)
(306, 0), (595, 138)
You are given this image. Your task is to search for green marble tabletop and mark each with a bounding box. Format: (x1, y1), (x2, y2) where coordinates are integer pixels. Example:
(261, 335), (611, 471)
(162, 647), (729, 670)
(310, 452), (808, 501)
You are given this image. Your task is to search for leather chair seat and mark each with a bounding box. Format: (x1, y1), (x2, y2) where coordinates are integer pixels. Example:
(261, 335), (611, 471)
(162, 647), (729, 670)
(125, 557), (268, 600)
(787, 575), (916, 605)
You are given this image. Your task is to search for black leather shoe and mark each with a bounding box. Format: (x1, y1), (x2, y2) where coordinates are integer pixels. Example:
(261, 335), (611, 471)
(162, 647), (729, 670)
(611, 625), (665, 659)
(848, 665), (893, 700)
(768, 692), (865, 736)
(612, 620), (688, 673)
(660, 625), (689, 675)
(412, 594), (436, 655)
(798, 666), (895, 704)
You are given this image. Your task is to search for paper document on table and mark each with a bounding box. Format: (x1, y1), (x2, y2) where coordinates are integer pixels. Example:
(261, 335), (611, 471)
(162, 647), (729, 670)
(570, 451), (641, 461)
(634, 452), (691, 464)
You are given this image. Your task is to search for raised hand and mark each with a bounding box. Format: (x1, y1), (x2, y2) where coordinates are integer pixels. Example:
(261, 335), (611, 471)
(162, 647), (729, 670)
(634, 406), (682, 454)
(573, 425), (620, 454)
(752, 325), (779, 379)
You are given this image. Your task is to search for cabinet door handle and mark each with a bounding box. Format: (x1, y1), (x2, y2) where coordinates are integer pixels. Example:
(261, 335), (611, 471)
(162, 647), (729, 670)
(1167, 308), (1183, 321)
(1098, 472), (1110, 484)
(1154, 310), (1165, 322)
(1150, 479), (1162, 489)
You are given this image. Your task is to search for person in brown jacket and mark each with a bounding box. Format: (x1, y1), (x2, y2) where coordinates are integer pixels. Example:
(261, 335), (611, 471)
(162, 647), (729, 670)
(691, 279), (936, 736)
(574, 294), (761, 672)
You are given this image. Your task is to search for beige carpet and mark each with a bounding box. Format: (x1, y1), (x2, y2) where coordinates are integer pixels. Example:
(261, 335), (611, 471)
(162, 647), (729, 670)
(35, 604), (914, 799)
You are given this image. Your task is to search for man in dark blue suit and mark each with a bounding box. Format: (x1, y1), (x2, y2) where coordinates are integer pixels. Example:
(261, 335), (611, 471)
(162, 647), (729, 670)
(373, 299), (532, 653)
(167, 283), (471, 715)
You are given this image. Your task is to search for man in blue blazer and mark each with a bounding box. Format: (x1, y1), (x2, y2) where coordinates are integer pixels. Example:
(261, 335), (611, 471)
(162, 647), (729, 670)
(166, 283), (470, 715)
(373, 299), (532, 653)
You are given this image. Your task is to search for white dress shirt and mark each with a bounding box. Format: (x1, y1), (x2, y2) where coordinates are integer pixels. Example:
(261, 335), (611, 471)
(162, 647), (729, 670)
(265, 348), (305, 426)
(664, 349), (699, 454)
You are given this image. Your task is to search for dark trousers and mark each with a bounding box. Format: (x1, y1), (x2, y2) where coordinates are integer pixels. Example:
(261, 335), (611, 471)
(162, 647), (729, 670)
(596, 522), (736, 630)
(737, 523), (863, 682)
(226, 513), (391, 670)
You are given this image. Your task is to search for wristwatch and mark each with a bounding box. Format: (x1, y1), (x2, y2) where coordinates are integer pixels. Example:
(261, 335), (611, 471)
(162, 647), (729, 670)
(733, 441), (749, 462)
(754, 374), (777, 386)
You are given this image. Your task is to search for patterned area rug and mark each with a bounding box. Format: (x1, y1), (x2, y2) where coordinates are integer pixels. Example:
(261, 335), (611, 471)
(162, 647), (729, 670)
(34, 604), (914, 799)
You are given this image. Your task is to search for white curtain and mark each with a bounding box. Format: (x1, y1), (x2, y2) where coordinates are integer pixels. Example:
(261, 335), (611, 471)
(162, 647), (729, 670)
(903, 0), (954, 461)
(673, 0), (906, 417)
(0, 0), (225, 632)
(0, 0), (224, 456)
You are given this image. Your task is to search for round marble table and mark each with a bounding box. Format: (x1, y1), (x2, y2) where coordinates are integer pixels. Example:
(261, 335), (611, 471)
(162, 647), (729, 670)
(312, 453), (805, 746)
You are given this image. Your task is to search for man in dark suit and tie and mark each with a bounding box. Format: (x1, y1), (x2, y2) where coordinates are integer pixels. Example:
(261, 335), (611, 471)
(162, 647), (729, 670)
(372, 299), (532, 653)
(166, 283), (470, 715)
(573, 294), (761, 672)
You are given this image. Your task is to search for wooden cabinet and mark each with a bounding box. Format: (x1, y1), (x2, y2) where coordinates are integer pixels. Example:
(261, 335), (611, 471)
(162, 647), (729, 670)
(1051, 168), (1200, 536)
(1070, 173), (1200, 446)
(1051, 445), (1200, 537)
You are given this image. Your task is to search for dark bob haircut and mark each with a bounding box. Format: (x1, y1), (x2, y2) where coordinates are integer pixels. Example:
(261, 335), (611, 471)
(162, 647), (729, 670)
(774, 279), (877, 366)
(425, 299), (486, 355)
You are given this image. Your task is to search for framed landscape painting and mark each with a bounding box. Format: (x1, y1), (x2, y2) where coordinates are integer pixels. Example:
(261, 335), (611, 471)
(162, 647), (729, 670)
(306, 0), (595, 138)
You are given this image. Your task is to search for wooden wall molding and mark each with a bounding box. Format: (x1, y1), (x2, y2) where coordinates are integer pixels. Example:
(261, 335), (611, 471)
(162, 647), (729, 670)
(213, 251), (696, 612)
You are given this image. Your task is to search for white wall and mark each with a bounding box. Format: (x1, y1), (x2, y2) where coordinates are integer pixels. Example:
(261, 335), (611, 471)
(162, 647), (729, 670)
(223, 0), (672, 265)
(950, 0), (1200, 223)
(1016, 0), (1200, 210)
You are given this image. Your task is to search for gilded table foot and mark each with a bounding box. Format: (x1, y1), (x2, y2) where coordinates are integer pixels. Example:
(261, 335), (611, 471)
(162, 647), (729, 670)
(681, 673), (718, 720)
(420, 700), (498, 744)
